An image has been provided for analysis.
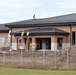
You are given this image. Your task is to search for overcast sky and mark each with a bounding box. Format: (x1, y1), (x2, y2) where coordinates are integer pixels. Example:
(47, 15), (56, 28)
(0, 0), (76, 24)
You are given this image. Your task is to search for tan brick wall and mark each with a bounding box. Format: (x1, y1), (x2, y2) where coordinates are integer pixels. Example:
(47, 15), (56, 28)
(72, 26), (76, 31)
(54, 26), (70, 32)
(12, 35), (17, 43)
(0, 33), (8, 37)
(12, 35), (69, 43)
(11, 25), (76, 44)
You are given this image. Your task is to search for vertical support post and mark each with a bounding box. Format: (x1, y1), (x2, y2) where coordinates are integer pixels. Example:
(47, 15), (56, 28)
(69, 25), (72, 46)
(3, 51), (6, 65)
(17, 38), (18, 50)
(26, 32), (30, 52)
(21, 49), (23, 65)
(1, 36), (2, 51)
(10, 28), (12, 50)
(31, 37), (36, 66)
(66, 49), (69, 69)
(32, 48), (34, 66)
(10, 28), (12, 44)
(12, 51), (14, 65)
(26, 36), (29, 52)
(54, 50), (57, 68)
(43, 50), (45, 66)
(32, 37), (36, 51)
(51, 36), (57, 51)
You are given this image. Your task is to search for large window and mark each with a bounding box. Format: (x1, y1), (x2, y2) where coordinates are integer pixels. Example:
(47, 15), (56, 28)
(57, 38), (63, 50)
(36, 38), (51, 50)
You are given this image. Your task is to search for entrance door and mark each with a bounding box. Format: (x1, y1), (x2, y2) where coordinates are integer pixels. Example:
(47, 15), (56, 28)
(42, 39), (46, 49)
(36, 38), (51, 50)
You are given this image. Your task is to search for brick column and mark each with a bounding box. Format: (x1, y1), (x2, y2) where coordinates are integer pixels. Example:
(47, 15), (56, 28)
(51, 36), (57, 51)
(31, 37), (36, 51)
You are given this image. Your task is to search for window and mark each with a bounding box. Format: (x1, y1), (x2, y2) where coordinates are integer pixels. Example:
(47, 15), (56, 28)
(57, 38), (63, 49)
(72, 31), (75, 45)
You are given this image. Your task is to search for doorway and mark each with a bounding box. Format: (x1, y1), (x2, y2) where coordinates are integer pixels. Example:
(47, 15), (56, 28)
(36, 38), (51, 50)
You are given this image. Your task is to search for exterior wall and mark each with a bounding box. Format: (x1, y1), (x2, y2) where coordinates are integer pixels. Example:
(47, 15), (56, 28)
(0, 33), (8, 48)
(12, 35), (69, 51)
(0, 33), (8, 37)
(11, 25), (76, 51)
(72, 26), (76, 31)
(11, 36), (17, 50)
(54, 26), (70, 32)
(12, 43), (17, 50)
(51, 35), (69, 51)
(56, 35), (70, 50)
(11, 26), (72, 45)
(0, 37), (5, 47)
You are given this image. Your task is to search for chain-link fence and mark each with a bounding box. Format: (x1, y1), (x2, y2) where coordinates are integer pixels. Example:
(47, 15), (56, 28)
(0, 36), (76, 69)
(0, 45), (76, 69)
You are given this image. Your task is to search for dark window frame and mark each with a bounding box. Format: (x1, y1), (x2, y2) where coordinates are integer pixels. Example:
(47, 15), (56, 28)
(57, 38), (63, 50)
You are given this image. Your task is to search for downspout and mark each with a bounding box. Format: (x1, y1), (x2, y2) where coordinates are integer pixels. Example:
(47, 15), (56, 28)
(10, 27), (12, 46)
(17, 38), (18, 50)
(68, 23), (72, 46)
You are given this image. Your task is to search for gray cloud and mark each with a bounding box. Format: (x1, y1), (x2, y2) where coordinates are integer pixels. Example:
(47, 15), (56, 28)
(0, 0), (76, 23)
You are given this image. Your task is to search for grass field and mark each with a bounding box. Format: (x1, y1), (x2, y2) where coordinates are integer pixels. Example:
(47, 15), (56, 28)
(0, 67), (76, 75)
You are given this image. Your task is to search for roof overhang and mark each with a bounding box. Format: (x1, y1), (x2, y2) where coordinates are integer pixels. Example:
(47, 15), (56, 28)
(5, 22), (76, 28)
(0, 30), (9, 33)
(11, 28), (69, 36)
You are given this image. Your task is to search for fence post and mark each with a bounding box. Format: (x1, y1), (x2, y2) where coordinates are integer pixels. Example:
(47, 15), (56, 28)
(43, 50), (45, 66)
(54, 50), (57, 68)
(12, 51), (14, 65)
(20, 49), (23, 65)
(66, 49), (69, 69)
(3, 51), (6, 65)
(32, 50), (34, 66)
